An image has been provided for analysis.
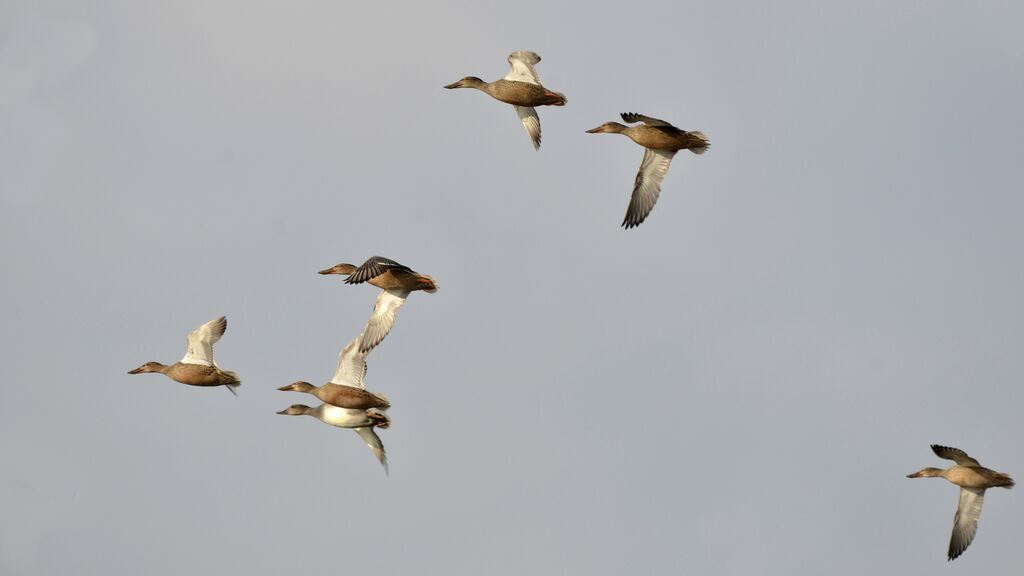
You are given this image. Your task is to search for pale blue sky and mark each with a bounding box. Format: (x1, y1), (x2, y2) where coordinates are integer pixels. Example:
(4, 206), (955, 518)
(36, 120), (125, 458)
(2, 1), (1022, 574)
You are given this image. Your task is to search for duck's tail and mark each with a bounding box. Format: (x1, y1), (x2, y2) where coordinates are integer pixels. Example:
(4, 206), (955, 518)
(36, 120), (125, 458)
(222, 371), (241, 397)
(416, 274), (439, 293)
(688, 131), (710, 155)
(546, 90), (567, 106)
(997, 472), (1015, 488)
(370, 391), (391, 408)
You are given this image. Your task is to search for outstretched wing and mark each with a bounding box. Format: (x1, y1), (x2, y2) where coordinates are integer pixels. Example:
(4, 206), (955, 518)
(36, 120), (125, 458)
(622, 148), (676, 229)
(621, 112), (672, 127)
(949, 487), (986, 560)
(361, 289), (409, 353)
(515, 106), (541, 150)
(932, 445), (982, 467)
(354, 427), (388, 474)
(181, 316), (227, 366)
(346, 256), (413, 285)
(505, 50), (542, 85)
(330, 335), (368, 389)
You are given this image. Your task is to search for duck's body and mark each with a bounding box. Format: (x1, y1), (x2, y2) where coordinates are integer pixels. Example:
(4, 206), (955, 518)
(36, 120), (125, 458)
(449, 77), (567, 108)
(908, 444), (1014, 560)
(128, 316), (240, 394)
(319, 256), (437, 293)
(277, 403), (390, 430)
(130, 361), (240, 388)
(587, 113), (709, 229)
(445, 50), (566, 149)
(319, 256), (437, 353)
(277, 334), (390, 473)
(278, 381), (389, 410)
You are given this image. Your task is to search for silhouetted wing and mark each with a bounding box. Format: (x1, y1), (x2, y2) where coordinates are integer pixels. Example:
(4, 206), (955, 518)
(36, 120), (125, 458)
(932, 445), (982, 467)
(346, 256), (413, 284)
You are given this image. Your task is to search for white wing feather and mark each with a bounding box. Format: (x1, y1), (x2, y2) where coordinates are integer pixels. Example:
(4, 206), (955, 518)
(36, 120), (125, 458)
(949, 487), (986, 560)
(355, 427), (388, 474)
(361, 289), (408, 353)
(330, 335), (368, 389)
(515, 106), (541, 150)
(622, 148), (676, 228)
(181, 316), (227, 366)
(504, 50), (541, 85)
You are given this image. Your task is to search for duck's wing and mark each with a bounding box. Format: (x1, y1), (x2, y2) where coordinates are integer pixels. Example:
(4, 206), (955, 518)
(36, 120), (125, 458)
(330, 335), (368, 389)
(932, 445), (982, 467)
(505, 50), (542, 85)
(346, 256), (413, 285)
(622, 148), (676, 229)
(621, 112), (672, 127)
(181, 316), (227, 366)
(361, 289), (409, 353)
(354, 427), (388, 474)
(515, 106), (541, 150)
(949, 487), (986, 560)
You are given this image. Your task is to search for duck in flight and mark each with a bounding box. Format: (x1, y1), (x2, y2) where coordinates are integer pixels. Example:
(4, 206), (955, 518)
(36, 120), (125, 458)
(445, 50), (567, 150)
(319, 256), (437, 353)
(907, 444), (1014, 560)
(128, 316), (240, 395)
(587, 113), (708, 229)
(277, 334), (390, 473)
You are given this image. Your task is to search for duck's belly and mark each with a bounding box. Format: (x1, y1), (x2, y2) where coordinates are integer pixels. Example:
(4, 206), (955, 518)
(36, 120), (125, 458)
(946, 467), (996, 488)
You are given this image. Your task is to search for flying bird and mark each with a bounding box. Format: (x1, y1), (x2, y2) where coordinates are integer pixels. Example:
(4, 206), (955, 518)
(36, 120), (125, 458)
(445, 50), (567, 149)
(319, 256), (437, 353)
(128, 316), (241, 395)
(907, 444), (1014, 560)
(277, 334), (390, 473)
(587, 113), (708, 229)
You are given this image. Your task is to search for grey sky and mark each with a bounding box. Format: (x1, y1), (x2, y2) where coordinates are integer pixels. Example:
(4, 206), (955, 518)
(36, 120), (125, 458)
(2, 1), (1022, 574)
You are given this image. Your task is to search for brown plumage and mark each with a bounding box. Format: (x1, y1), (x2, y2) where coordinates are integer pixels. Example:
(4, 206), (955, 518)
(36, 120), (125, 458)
(444, 77), (566, 107)
(907, 444), (1013, 560)
(277, 381), (390, 410)
(128, 316), (241, 395)
(587, 113), (709, 229)
(445, 51), (566, 150)
(318, 256), (437, 293)
(128, 361), (240, 388)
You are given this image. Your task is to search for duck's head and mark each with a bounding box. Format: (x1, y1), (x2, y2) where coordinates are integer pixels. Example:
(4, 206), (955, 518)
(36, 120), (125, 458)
(276, 404), (312, 416)
(278, 381), (315, 393)
(444, 76), (485, 90)
(128, 361), (167, 374)
(318, 263), (356, 276)
(586, 122), (627, 134)
(907, 467), (944, 478)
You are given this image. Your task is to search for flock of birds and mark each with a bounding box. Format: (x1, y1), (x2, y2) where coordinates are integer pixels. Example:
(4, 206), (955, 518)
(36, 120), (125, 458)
(128, 255), (436, 473)
(125, 50), (1012, 562)
(445, 50), (709, 229)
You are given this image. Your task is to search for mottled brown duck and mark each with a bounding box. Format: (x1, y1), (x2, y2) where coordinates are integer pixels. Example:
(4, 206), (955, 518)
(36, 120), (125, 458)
(319, 256), (437, 353)
(277, 334), (390, 473)
(445, 50), (567, 149)
(907, 444), (1014, 560)
(278, 333), (390, 410)
(587, 113), (709, 229)
(128, 316), (240, 395)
